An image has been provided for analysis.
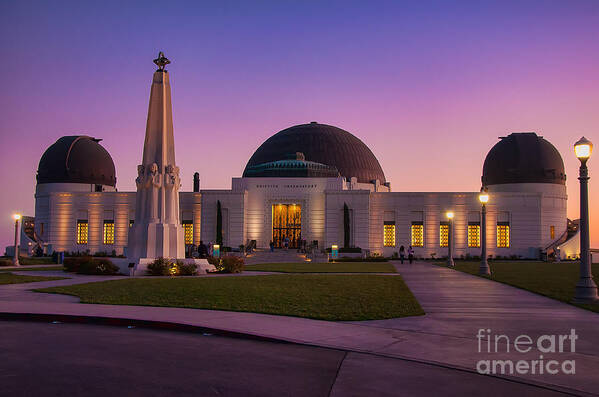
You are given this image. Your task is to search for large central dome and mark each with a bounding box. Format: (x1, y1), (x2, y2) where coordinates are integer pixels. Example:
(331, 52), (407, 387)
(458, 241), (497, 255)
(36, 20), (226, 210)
(243, 122), (386, 184)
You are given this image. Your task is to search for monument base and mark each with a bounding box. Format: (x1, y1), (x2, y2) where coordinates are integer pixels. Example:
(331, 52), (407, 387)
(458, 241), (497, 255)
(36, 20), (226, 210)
(112, 257), (215, 276)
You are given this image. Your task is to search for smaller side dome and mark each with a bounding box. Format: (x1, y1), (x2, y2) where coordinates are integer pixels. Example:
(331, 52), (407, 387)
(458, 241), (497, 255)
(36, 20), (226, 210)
(482, 132), (566, 186)
(37, 136), (116, 186)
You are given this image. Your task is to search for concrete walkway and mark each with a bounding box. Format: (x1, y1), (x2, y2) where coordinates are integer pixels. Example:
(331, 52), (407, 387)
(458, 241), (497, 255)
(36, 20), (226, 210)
(1, 262), (598, 395)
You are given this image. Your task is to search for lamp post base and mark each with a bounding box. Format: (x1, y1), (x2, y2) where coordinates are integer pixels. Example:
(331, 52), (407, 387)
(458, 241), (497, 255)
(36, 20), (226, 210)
(447, 258), (455, 267)
(572, 278), (599, 304)
(479, 261), (491, 276)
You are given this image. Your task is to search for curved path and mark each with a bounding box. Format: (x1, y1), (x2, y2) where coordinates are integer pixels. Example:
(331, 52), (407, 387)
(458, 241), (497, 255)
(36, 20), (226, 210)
(1, 263), (598, 395)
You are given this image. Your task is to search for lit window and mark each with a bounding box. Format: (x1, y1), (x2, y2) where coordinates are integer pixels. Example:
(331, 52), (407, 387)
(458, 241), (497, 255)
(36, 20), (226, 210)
(439, 222), (449, 247)
(183, 221), (193, 245)
(497, 223), (510, 248)
(411, 222), (424, 247)
(76, 220), (88, 245)
(550, 225), (555, 239)
(384, 222), (395, 247)
(103, 220), (114, 245)
(468, 223), (480, 248)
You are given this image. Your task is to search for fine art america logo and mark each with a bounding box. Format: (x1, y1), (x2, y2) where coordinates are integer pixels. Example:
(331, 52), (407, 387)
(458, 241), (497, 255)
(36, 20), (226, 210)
(476, 329), (577, 375)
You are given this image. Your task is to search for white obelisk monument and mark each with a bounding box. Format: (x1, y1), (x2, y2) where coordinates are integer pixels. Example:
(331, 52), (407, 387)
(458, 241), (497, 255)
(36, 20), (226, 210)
(128, 52), (185, 261)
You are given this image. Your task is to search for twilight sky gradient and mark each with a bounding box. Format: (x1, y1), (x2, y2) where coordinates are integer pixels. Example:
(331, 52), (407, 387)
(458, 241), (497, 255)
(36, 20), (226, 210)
(1, 0), (598, 250)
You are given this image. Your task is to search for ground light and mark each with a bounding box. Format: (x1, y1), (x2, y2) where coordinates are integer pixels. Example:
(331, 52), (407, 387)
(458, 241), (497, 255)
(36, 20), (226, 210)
(573, 136), (598, 303)
(12, 213), (21, 266)
(446, 211), (455, 267)
(479, 191), (491, 276)
(331, 244), (338, 261)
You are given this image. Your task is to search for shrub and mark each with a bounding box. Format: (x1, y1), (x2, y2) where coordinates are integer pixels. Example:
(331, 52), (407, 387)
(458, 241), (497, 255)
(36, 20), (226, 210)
(221, 255), (244, 273)
(177, 261), (197, 276)
(210, 255), (244, 273)
(0, 258), (13, 267)
(207, 256), (220, 267)
(146, 258), (199, 276)
(64, 256), (93, 272)
(147, 257), (173, 276)
(77, 258), (119, 275)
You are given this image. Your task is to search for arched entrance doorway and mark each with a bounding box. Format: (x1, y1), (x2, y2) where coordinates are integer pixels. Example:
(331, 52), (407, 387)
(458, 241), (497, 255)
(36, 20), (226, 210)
(272, 204), (301, 248)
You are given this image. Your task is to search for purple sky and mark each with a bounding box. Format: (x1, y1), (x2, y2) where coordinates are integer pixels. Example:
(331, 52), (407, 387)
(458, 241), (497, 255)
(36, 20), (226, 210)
(1, 0), (599, 249)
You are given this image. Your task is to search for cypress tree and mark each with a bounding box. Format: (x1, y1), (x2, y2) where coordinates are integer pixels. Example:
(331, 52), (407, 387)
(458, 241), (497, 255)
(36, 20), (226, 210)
(216, 200), (223, 246)
(343, 203), (350, 248)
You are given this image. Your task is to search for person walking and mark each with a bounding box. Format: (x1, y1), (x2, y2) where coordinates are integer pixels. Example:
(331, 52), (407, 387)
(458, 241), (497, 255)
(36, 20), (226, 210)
(284, 237), (289, 250)
(269, 241), (275, 253)
(408, 245), (414, 264)
(399, 245), (405, 264)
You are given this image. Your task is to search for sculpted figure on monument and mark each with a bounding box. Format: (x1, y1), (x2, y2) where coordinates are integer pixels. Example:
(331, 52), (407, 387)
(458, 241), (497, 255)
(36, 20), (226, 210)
(147, 163), (161, 221)
(165, 164), (180, 190)
(135, 165), (145, 188)
(164, 164), (181, 222)
(134, 164), (146, 222)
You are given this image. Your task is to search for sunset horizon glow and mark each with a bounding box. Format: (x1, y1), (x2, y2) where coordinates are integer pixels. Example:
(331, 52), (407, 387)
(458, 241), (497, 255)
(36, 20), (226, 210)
(1, 0), (598, 249)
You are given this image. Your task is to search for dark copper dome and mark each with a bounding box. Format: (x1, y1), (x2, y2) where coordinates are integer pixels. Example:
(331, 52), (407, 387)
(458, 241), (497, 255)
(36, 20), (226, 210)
(243, 122), (386, 183)
(37, 135), (116, 186)
(482, 132), (565, 186)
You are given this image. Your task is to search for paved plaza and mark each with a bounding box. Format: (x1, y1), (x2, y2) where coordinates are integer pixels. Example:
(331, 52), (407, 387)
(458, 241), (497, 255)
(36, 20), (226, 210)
(1, 262), (598, 395)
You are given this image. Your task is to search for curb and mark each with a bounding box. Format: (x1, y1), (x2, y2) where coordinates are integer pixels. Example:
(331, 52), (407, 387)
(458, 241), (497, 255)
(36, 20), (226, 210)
(0, 311), (593, 396)
(0, 312), (291, 345)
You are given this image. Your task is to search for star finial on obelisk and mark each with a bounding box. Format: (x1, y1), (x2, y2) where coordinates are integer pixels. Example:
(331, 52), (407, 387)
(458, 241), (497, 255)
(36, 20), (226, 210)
(153, 51), (170, 71)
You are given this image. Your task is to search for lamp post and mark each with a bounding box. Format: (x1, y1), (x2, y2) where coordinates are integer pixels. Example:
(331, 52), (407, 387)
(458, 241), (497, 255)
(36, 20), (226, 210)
(446, 211), (455, 267)
(573, 137), (598, 303)
(478, 192), (491, 276)
(12, 214), (21, 267)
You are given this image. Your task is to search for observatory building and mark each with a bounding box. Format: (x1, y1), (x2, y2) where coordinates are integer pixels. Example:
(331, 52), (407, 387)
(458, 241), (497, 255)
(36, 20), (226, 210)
(28, 57), (571, 261)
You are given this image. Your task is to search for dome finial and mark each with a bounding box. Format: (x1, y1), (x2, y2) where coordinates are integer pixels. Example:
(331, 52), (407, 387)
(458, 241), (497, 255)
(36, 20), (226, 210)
(153, 51), (171, 71)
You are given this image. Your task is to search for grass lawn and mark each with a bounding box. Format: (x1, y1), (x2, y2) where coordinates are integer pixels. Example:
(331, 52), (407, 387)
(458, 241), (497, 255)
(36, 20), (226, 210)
(436, 261), (599, 313)
(0, 266), (65, 273)
(0, 257), (56, 267)
(0, 273), (68, 285)
(245, 262), (396, 273)
(37, 274), (423, 321)
(19, 257), (55, 266)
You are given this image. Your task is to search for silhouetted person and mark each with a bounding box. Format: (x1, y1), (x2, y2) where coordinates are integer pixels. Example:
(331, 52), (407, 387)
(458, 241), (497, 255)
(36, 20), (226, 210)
(399, 245), (405, 264)
(408, 245), (414, 264)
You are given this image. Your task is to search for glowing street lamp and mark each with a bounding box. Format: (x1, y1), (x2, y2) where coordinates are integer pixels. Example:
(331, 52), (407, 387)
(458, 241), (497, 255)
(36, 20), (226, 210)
(478, 192), (491, 276)
(446, 211), (455, 267)
(573, 137), (598, 303)
(12, 213), (21, 266)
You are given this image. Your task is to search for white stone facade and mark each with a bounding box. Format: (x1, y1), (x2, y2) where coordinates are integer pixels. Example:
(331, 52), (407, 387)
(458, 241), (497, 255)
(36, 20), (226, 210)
(33, 176), (567, 260)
